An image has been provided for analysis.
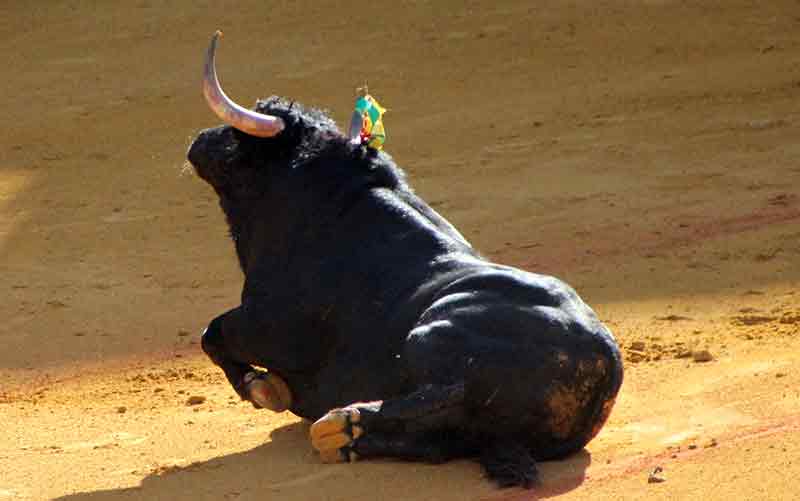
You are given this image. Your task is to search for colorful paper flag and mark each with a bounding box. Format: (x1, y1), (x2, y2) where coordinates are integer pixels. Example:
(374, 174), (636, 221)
(349, 89), (386, 150)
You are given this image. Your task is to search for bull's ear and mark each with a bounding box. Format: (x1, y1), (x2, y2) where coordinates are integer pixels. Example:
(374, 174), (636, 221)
(203, 31), (285, 138)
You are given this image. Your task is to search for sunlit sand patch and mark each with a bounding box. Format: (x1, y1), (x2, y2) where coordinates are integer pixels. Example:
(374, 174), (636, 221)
(62, 432), (147, 451)
(0, 172), (32, 199)
(242, 425), (280, 436)
(679, 360), (788, 397)
(609, 405), (754, 452)
(0, 172), (32, 253)
(660, 430), (701, 446)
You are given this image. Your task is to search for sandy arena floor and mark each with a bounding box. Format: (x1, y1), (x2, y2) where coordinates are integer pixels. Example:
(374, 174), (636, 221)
(1, 1), (799, 499)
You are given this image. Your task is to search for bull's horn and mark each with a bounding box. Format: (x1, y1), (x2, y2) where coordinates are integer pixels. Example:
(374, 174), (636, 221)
(203, 31), (285, 137)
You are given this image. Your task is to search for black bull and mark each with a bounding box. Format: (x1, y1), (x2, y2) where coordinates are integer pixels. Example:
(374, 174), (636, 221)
(187, 97), (623, 488)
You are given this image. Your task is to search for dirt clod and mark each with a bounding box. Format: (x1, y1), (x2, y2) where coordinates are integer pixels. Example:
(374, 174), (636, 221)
(648, 466), (666, 483)
(630, 341), (646, 351)
(628, 350), (648, 363)
(186, 396), (206, 406)
(692, 350), (714, 363)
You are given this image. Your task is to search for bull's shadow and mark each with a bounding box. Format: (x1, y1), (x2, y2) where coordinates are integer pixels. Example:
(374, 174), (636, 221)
(54, 422), (590, 501)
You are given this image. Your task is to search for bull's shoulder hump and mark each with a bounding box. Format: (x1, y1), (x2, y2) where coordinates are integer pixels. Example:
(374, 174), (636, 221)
(396, 190), (472, 248)
(346, 187), (473, 251)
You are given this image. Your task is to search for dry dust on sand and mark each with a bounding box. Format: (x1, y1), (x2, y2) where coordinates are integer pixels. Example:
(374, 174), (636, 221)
(2, 1), (800, 500)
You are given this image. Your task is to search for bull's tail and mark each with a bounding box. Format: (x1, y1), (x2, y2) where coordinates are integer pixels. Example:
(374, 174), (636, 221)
(479, 439), (538, 489)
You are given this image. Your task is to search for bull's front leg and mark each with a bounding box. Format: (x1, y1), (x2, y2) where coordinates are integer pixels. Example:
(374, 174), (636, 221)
(201, 311), (292, 412)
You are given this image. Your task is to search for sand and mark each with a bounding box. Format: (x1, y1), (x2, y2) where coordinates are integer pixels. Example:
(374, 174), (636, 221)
(1, 1), (799, 499)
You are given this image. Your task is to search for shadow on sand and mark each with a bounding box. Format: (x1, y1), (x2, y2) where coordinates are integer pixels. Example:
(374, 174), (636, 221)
(54, 422), (591, 501)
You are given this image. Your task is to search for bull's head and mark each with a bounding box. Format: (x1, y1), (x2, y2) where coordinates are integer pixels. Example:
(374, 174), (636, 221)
(186, 32), (389, 269)
(187, 31), (343, 210)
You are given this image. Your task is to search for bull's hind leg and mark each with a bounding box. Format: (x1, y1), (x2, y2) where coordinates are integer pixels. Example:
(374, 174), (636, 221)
(201, 313), (291, 412)
(310, 383), (472, 464)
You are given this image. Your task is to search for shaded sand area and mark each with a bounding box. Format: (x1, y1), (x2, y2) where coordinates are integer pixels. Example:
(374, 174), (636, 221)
(1, 1), (799, 499)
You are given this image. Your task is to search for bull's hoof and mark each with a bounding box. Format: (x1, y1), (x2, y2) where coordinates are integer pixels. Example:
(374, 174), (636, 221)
(310, 407), (363, 463)
(242, 371), (292, 412)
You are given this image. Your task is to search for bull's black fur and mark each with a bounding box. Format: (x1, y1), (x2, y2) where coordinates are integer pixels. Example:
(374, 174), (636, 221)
(187, 96), (623, 489)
